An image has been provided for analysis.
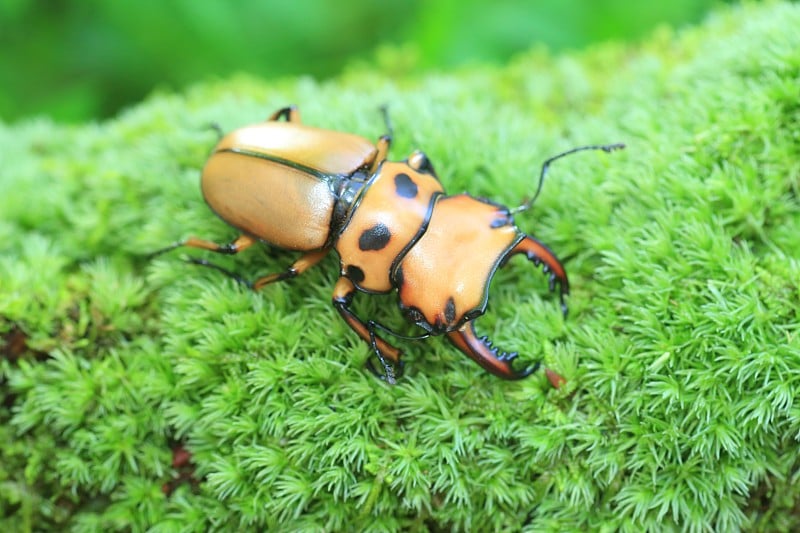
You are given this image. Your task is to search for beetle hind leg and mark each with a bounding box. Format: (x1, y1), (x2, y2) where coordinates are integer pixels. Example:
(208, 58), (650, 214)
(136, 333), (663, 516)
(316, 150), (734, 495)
(268, 105), (300, 123)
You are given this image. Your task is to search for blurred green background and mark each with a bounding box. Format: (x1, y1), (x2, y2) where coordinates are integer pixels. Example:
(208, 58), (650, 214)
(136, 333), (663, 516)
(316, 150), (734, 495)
(0, 0), (724, 123)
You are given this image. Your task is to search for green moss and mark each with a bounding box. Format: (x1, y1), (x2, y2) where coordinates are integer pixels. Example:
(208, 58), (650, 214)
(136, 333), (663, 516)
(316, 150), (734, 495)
(2, 2), (799, 531)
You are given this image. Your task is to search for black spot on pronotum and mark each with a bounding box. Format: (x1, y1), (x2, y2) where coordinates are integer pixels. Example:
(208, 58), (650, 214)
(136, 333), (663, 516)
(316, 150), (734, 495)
(346, 265), (365, 283)
(445, 297), (456, 324)
(394, 173), (418, 198)
(358, 223), (391, 251)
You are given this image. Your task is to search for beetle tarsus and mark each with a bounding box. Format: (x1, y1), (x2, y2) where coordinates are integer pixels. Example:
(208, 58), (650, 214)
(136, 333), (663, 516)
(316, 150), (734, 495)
(185, 258), (254, 289)
(332, 277), (404, 377)
(365, 355), (404, 384)
(146, 241), (184, 259)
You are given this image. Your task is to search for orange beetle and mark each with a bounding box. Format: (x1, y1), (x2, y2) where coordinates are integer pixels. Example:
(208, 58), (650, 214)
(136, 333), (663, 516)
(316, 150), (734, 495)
(155, 106), (622, 384)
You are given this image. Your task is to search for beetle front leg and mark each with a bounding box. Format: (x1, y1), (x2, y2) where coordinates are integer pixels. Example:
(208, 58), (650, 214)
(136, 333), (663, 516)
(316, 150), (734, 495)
(365, 322), (404, 384)
(332, 277), (403, 382)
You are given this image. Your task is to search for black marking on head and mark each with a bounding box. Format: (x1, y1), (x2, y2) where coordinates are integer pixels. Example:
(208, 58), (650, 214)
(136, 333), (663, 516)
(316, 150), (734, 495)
(490, 211), (513, 228)
(358, 223), (391, 251)
(397, 301), (434, 332)
(444, 297), (456, 324)
(346, 265), (365, 283)
(406, 307), (424, 324)
(394, 173), (418, 199)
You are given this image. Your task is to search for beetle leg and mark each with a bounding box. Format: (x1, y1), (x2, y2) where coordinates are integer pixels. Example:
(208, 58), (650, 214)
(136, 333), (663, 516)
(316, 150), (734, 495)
(184, 250), (327, 290)
(185, 258), (254, 289)
(152, 236), (328, 291)
(365, 320), (433, 383)
(366, 323), (403, 384)
(252, 248), (329, 290)
(195, 248), (329, 290)
(268, 106), (300, 123)
(148, 234), (257, 258)
(508, 234), (570, 316)
(332, 277), (404, 380)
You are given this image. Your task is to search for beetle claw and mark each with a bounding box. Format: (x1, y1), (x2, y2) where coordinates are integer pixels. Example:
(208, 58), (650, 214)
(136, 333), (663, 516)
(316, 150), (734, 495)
(502, 351), (519, 362)
(448, 322), (534, 380)
(508, 235), (569, 316)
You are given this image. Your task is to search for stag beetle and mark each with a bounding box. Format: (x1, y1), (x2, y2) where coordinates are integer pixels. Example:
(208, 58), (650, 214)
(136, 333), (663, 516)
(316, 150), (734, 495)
(154, 106), (623, 384)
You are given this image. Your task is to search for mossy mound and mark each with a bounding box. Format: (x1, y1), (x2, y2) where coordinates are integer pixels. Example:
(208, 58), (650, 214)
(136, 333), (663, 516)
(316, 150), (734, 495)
(2, 2), (799, 531)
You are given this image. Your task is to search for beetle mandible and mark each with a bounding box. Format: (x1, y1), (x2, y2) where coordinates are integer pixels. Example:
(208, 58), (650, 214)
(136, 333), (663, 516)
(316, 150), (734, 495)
(154, 106), (623, 384)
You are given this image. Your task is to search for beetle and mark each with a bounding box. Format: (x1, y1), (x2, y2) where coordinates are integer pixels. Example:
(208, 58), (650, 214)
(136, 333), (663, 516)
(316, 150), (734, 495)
(154, 105), (622, 384)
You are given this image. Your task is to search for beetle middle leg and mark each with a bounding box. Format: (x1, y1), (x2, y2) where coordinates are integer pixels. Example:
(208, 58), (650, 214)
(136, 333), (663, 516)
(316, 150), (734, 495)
(151, 234), (329, 289)
(251, 248), (329, 290)
(186, 248), (329, 290)
(148, 233), (257, 258)
(332, 277), (405, 383)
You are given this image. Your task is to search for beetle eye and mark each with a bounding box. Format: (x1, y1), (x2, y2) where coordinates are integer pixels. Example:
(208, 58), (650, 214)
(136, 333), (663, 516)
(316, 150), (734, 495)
(408, 150), (437, 177)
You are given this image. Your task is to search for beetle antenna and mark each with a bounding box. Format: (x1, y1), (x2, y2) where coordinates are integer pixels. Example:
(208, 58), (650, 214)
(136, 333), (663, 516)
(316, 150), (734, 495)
(511, 143), (625, 214)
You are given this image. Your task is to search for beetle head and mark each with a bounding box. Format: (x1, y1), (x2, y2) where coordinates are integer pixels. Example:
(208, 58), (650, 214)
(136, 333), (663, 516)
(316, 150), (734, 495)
(445, 232), (569, 379)
(394, 194), (568, 379)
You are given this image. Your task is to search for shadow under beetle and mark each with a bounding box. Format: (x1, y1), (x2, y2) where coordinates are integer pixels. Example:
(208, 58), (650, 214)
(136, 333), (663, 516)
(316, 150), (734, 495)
(153, 106), (623, 384)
